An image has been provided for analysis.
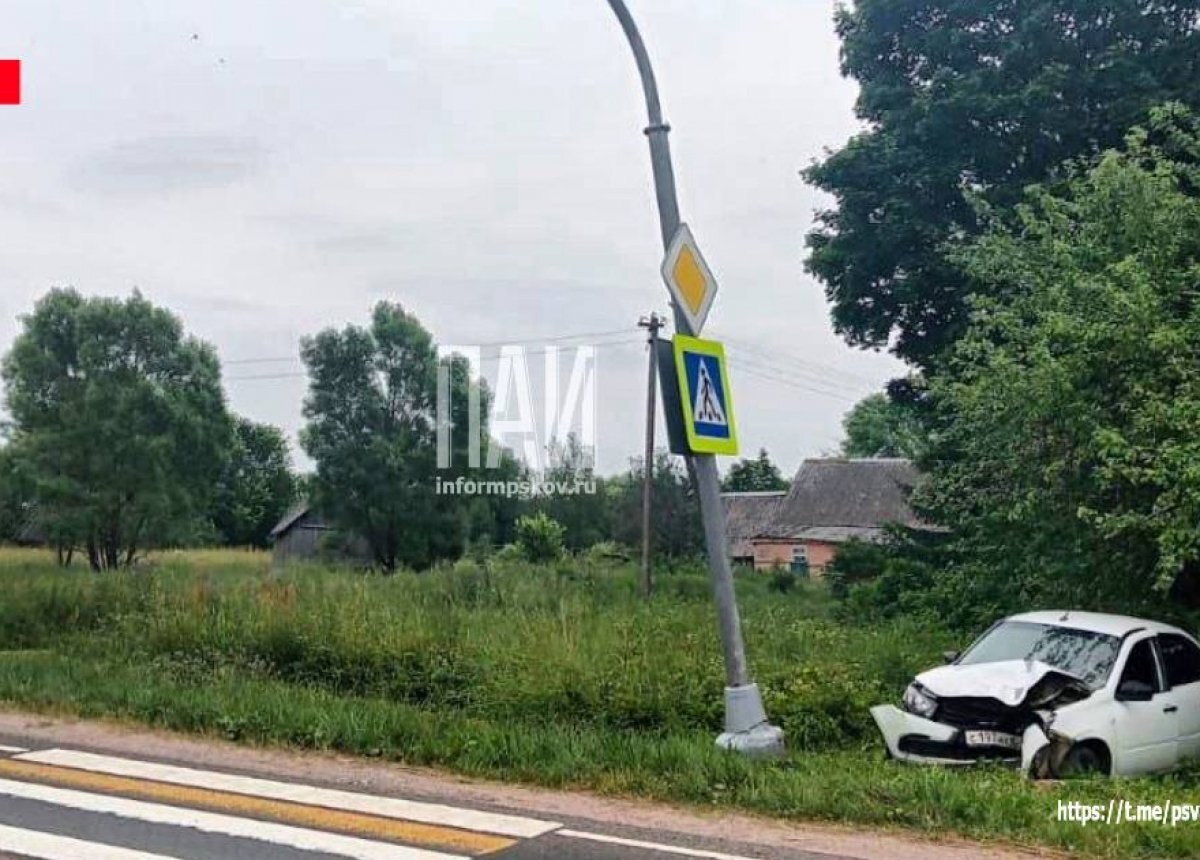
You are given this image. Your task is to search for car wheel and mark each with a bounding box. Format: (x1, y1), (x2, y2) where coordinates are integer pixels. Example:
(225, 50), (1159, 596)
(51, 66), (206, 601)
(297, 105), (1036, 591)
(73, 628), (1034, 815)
(1060, 743), (1109, 778)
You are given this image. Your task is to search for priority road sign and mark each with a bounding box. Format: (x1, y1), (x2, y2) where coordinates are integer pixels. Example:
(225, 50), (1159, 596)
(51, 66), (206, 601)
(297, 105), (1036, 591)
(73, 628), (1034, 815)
(673, 335), (738, 456)
(661, 223), (717, 335)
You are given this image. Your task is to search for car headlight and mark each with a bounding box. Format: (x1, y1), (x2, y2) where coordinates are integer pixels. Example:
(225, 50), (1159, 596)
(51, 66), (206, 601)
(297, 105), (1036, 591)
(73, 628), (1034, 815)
(903, 682), (937, 718)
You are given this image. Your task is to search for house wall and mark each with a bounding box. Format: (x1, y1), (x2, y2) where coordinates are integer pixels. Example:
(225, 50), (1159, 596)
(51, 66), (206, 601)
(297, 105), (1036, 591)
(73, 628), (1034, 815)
(805, 540), (838, 572)
(751, 540), (795, 571)
(750, 539), (839, 577)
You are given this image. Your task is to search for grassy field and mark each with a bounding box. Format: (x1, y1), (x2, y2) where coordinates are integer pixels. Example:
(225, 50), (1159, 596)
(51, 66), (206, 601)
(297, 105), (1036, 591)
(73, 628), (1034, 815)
(0, 547), (1197, 858)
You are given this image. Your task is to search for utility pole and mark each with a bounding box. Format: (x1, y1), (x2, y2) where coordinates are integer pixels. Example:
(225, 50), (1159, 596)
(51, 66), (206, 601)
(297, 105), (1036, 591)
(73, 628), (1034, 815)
(637, 312), (664, 598)
(604, 0), (784, 756)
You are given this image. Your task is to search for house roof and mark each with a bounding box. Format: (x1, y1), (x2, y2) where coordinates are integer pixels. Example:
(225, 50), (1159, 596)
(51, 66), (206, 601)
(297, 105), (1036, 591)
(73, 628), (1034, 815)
(721, 491), (785, 541)
(764, 458), (925, 539)
(269, 502), (312, 539)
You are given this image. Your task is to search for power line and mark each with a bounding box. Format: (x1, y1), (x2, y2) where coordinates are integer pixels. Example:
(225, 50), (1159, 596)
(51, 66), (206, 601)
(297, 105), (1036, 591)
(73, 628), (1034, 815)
(222, 327), (636, 367)
(734, 363), (859, 405)
(710, 331), (881, 389)
(223, 338), (645, 381)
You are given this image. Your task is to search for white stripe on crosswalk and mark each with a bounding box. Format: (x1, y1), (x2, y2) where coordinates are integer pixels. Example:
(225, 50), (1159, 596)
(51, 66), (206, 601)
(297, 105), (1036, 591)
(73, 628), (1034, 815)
(0, 823), (185, 860)
(0, 777), (464, 860)
(18, 749), (558, 839)
(0, 746), (27, 754)
(559, 829), (765, 860)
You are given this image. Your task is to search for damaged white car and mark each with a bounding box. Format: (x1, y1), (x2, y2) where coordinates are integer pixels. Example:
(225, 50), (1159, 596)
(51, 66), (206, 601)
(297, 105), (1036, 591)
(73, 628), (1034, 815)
(871, 611), (1200, 777)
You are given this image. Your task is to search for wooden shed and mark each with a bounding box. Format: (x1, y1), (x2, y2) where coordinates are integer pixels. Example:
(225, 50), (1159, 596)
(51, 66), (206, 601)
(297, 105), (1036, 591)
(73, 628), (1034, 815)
(269, 502), (369, 566)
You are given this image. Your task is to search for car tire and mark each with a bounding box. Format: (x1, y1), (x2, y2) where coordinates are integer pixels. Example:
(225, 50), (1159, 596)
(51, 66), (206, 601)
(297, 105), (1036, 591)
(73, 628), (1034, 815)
(1060, 743), (1110, 778)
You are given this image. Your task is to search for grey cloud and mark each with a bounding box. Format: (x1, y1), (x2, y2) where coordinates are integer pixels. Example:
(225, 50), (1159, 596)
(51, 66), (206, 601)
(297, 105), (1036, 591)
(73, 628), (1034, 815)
(68, 135), (268, 196)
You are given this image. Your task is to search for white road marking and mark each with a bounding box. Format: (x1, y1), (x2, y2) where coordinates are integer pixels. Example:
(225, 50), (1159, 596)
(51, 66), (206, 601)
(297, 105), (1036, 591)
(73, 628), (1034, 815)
(0, 823), (187, 860)
(559, 829), (766, 860)
(18, 748), (558, 838)
(0, 822), (187, 860)
(0, 777), (464, 860)
(0, 745), (27, 754)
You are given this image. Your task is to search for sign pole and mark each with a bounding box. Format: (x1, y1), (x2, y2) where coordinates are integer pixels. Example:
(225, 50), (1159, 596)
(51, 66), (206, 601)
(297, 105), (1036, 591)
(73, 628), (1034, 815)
(604, 0), (784, 756)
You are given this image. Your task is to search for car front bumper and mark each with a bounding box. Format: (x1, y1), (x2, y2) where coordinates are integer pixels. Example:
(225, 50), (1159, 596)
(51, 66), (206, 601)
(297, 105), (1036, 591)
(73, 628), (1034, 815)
(870, 704), (1023, 766)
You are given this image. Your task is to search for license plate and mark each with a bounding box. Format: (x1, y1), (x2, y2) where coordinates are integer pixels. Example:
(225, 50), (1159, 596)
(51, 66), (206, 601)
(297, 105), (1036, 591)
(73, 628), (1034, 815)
(964, 730), (1021, 751)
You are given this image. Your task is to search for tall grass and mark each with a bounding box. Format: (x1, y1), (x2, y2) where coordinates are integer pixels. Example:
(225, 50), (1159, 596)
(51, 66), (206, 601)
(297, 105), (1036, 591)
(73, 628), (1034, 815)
(0, 549), (1196, 858)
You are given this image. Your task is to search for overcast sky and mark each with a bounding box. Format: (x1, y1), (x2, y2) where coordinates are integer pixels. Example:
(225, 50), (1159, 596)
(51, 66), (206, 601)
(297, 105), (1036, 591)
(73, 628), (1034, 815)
(0, 0), (905, 477)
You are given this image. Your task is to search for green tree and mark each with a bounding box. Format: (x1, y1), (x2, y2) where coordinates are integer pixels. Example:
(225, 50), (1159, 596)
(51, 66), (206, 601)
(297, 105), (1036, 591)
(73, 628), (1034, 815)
(840, 393), (926, 459)
(212, 417), (297, 548)
(300, 302), (487, 571)
(515, 511), (566, 563)
(1, 289), (231, 569)
(919, 106), (1200, 609)
(805, 0), (1200, 368)
(0, 443), (31, 544)
(531, 433), (609, 551)
(721, 448), (788, 492)
(609, 451), (704, 560)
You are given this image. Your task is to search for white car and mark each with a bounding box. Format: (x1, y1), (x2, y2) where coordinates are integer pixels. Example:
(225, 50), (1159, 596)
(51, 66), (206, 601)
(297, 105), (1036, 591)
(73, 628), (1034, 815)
(871, 610), (1200, 777)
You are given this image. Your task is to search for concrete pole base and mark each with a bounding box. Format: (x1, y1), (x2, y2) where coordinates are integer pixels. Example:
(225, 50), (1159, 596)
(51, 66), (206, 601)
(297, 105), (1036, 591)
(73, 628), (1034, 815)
(715, 683), (786, 758)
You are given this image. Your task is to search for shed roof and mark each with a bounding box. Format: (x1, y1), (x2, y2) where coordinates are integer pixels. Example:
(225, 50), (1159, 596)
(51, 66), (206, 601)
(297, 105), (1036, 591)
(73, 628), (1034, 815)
(766, 458), (924, 538)
(721, 491), (785, 541)
(269, 502), (312, 539)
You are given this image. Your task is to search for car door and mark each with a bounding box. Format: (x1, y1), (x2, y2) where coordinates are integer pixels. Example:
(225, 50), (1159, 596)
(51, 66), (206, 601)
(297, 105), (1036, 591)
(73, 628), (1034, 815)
(1157, 633), (1200, 762)
(1110, 636), (1179, 775)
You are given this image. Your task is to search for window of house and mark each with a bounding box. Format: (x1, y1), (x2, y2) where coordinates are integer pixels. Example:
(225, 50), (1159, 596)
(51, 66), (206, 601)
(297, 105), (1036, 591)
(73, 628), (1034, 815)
(1158, 634), (1200, 688)
(791, 546), (808, 564)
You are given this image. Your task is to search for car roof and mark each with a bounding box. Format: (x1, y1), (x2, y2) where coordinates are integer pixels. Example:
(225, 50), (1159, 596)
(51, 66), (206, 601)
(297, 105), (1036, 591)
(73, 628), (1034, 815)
(1005, 610), (1191, 639)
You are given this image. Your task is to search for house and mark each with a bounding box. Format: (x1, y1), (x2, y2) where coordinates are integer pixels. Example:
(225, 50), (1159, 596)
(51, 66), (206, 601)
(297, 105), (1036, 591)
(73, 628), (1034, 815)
(724, 458), (925, 575)
(269, 502), (369, 566)
(721, 491), (785, 566)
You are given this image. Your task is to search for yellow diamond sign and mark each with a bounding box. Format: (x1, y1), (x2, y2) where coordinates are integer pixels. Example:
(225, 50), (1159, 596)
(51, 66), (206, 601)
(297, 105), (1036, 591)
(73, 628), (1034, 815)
(661, 223), (717, 335)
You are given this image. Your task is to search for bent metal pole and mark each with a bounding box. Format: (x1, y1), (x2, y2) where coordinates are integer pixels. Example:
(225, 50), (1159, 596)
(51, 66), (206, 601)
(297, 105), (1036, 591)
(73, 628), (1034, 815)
(603, 0), (784, 756)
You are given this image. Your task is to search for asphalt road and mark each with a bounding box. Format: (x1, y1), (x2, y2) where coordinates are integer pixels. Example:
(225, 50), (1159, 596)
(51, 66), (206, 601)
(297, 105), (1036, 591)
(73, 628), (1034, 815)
(0, 736), (839, 860)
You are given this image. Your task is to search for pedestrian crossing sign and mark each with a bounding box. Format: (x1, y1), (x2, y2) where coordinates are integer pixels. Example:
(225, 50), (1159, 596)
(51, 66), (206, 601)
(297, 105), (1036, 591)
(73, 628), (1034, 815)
(673, 335), (738, 456)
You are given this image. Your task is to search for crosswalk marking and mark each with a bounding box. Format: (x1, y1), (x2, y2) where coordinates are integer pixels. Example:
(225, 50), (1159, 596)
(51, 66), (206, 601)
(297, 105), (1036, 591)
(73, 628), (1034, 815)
(0, 776), (465, 860)
(0, 822), (185, 860)
(0, 746), (27, 755)
(0, 758), (510, 855)
(559, 829), (764, 860)
(18, 748), (557, 839)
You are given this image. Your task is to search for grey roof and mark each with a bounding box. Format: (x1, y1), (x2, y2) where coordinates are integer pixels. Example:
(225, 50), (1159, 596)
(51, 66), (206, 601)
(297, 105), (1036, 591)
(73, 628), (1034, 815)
(269, 501), (313, 539)
(758, 458), (925, 539)
(721, 491), (786, 541)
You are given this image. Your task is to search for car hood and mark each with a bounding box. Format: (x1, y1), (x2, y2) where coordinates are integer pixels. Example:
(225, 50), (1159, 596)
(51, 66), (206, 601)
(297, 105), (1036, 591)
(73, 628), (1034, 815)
(915, 659), (1092, 708)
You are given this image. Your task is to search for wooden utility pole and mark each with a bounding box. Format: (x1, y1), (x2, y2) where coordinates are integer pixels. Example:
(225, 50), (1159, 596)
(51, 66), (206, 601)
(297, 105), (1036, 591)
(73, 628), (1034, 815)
(637, 312), (664, 597)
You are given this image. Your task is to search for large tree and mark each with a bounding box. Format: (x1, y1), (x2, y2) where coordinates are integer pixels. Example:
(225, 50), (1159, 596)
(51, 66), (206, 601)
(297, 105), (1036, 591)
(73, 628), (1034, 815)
(1, 289), (231, 569)
(609, 451), (704, 560)
(919, 106), (1200, 609)
(300, 302), (486, 570)
(840, 393), (926, 459)
(722, 449), (788, 492)
(806, 0), (1200, 368)
(212, 417), (297, 548)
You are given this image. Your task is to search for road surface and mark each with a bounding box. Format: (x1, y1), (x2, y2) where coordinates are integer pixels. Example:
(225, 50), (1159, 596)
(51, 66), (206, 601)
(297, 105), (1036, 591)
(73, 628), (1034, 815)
(0, 714), (1034, 860)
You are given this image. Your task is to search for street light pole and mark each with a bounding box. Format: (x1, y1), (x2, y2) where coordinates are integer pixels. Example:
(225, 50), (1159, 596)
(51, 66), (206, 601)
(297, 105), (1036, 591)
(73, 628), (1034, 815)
(604, 0), (784, 756)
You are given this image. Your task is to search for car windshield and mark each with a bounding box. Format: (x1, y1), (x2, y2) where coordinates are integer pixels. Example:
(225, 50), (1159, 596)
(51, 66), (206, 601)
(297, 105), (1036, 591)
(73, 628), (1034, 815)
(957, 621), (1121, 689)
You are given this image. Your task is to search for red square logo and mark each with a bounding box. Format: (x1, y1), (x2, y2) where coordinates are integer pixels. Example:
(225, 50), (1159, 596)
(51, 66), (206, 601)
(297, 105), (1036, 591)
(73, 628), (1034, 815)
(0, 60), (21, 105)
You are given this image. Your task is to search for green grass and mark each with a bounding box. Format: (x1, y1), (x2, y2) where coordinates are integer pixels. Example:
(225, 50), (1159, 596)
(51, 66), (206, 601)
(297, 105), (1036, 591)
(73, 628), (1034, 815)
(0, 548), (1196, 858)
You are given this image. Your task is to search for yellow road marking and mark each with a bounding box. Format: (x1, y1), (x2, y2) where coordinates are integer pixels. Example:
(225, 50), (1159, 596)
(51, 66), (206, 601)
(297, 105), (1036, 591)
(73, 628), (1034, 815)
(0, 759), (514, 856)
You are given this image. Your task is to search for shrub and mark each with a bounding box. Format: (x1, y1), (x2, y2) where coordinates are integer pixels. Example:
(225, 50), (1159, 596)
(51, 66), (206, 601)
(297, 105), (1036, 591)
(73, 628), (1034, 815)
(515, 512), (565, 563)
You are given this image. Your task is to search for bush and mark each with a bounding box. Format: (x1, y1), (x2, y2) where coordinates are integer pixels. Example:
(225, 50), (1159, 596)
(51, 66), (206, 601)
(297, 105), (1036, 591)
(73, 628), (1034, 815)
(825, 539), (890, 600)
(515, 512), (565, 563)
(767, 569), (797, 594)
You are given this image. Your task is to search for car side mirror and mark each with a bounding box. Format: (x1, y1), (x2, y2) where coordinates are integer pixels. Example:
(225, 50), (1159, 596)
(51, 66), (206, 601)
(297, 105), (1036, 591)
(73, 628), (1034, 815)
(942, 650), (959, 664)
(1116, 680), (1155, 702)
